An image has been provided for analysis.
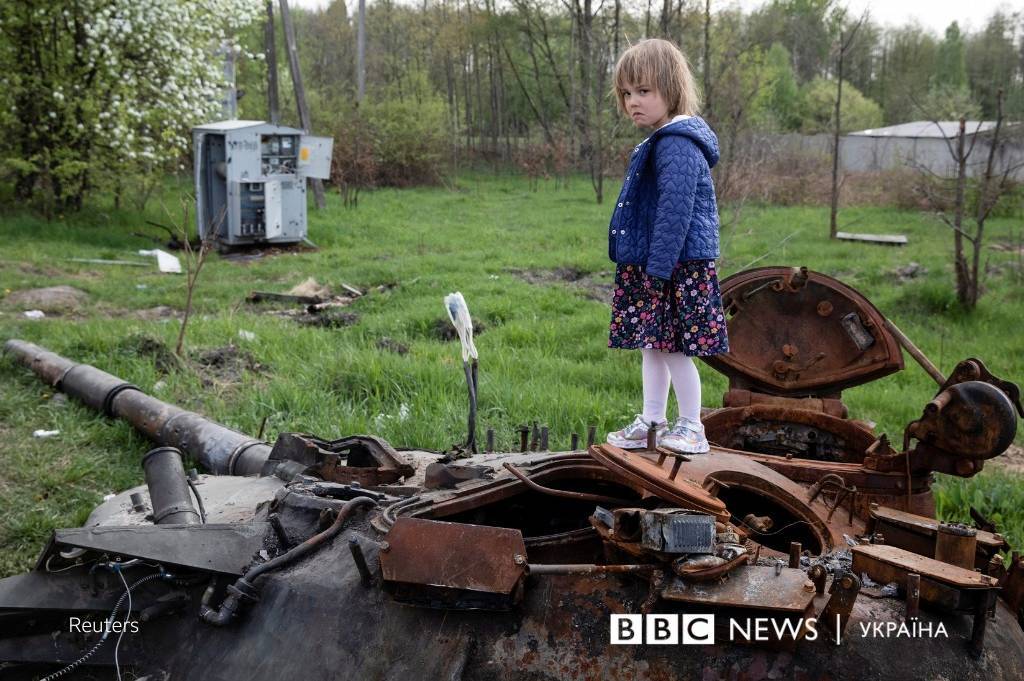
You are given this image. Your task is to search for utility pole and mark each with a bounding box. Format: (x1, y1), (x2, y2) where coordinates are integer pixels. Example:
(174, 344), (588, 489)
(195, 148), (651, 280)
(279, 0), (326, 209)
(265, 0), (280, 125)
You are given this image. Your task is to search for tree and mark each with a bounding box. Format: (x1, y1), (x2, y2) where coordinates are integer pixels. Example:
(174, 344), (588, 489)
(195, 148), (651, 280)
(934, 21), (967, 90)
(913, 91), (1023, 309)
(753, 42), (801, 130)
(799, 78), (881, 133)
(0, 0), (263, 213)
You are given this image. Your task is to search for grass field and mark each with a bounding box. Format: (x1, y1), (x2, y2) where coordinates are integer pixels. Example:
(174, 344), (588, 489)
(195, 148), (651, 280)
(1, 170), (1022, 577)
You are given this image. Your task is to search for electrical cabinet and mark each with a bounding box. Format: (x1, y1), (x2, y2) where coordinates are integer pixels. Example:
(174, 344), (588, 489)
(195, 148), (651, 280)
(192, 120), (333, 247)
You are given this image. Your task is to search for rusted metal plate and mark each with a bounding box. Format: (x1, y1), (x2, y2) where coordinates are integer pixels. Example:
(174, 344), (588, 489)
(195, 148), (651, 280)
(588, 444), (729, 522)
(705, 266), (904, 396)
(871, 505), (1007, 552)
(851, 544), (999, 589)
(661, 565), (815, 613)
(380, 517), (526, 604)
(48, 524), (270, 575)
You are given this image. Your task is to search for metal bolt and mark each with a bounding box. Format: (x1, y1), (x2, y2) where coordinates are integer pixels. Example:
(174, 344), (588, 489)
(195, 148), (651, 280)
(587, 425), (596, 447)
(130, 493), (146, 512)
(775, 560), (783, 576)
(514, 554), (527, 566)
(486, 428), (495, 453)
(540, 426), (549, 451)
(571, 432), (579, 450)
(379, 541), (390, 553)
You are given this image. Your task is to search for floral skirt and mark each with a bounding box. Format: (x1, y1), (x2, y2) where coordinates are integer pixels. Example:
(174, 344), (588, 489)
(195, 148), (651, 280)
(608, 260), (729, 355)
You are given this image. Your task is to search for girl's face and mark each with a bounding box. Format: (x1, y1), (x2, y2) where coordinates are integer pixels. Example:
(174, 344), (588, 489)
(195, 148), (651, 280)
(621, 83), (670, 130)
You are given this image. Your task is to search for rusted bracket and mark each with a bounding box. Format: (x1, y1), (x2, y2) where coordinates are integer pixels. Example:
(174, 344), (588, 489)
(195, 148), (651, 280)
(821, 571), (861, 644)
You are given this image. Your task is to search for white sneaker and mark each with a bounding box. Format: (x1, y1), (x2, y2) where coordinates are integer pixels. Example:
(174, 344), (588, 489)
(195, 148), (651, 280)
(661, 417), (710, 454)
(607, 415), (667, 449)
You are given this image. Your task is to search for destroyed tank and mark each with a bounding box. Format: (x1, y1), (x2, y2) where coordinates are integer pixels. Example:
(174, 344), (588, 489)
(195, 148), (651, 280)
(1, 266), (1023, 681)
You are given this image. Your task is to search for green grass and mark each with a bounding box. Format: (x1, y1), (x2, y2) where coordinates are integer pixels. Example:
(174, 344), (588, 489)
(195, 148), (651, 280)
(1, 170), (1022, 576)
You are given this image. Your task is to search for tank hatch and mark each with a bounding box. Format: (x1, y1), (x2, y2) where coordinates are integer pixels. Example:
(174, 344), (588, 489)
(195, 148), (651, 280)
(705, 266), (904, 397)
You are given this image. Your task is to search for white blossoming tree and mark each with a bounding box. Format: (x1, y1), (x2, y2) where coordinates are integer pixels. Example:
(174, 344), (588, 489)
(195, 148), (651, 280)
(0, 0), (263, 213)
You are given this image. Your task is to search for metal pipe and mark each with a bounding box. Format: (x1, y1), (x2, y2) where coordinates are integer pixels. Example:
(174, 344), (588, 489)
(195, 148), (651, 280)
(201, 496), (376, 625)
(348, 537), (372, 587)
(502, 463), (634, 506)
(142, 447), (201, 525)
(883, 319), (945, 386)
(527, 563), (657, 575)
(4, 339), (271, 475)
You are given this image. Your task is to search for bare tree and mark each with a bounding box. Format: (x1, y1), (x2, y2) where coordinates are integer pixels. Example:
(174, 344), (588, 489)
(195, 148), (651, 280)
(172, 201), (220, 358)
(913, 90), (1023, 309)
(828, 12), (866, 239)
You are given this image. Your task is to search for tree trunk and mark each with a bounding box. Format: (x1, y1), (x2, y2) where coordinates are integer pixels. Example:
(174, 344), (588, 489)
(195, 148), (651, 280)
(702, 0), (711, 118)
(969, 89), (1005, 308)
(829, 30), (844, 240)
(357, 0), (366, 101)
(953, 118), (969, 305)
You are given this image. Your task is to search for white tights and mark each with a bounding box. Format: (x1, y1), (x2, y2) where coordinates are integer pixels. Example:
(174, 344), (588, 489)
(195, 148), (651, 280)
(640, 348), (702, 425)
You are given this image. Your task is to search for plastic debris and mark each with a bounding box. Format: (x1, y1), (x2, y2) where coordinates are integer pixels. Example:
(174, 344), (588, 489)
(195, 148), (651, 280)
(32, 429), (60, 438)
(138, 249), (183, 274)
(238, 330), (256, 342)
(23, 310), (45, 319)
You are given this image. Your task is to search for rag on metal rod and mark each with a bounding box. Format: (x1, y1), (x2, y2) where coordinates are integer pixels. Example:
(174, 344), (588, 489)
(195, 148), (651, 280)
(444, 292), (479, 453)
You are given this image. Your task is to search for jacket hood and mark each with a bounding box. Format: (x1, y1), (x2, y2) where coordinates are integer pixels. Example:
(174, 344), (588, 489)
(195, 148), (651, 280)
(653, 116), (720, 168)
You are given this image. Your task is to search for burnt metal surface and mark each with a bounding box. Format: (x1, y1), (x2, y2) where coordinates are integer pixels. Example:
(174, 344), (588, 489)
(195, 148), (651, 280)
(46, 523), (270, 575)
(380, 517), (527, 610)
(661, 564), (815, 613)
(851, 544), (999, 593)
(703, 404), (876, 463)
(906, 379), (1018, 463)
(867, 505), (1007, 570)
(639, 509), (716, 553)
(706, 266), (904, 397)
(588, 444), (730, 521)
(266, 432), (415, 484)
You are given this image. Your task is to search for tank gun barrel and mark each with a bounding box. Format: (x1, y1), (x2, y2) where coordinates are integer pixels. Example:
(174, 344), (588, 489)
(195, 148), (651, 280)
(3, 339), (271, 475)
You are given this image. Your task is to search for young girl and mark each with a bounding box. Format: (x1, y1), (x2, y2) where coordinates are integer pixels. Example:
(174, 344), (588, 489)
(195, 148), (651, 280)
(605, 38), (728, 454)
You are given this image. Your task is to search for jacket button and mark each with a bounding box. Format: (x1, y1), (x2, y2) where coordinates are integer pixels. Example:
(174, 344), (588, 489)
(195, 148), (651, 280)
(611, 229), (617, 235)
(625, 201), (630, 205)
(617, 202), (623, 207)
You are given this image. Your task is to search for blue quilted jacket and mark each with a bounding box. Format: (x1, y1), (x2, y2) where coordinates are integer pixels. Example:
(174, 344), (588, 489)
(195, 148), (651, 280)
(608, 116), (721, 280)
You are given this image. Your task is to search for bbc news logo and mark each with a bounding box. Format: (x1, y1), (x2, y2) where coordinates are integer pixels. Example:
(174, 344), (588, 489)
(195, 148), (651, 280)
(612, 614), (950, 645)
(611, 614), (820, 645)
(612, 614), (718, 645)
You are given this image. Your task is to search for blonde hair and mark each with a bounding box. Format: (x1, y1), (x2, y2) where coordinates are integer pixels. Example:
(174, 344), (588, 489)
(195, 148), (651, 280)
(612, 38), (701, 118)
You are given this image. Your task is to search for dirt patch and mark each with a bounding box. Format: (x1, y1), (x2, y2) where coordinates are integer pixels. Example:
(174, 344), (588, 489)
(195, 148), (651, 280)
(377, 337), (409, 355)
(218, 243), (318, 265)
(432, 317), (488, 341)
(991, 443), (1024, 475)
(891, 262), (927, 283)
(509, 267), (614, 302)
(193, 344), (267, 385)
(134, 306), (180, 321)
(3, 285), (88, 313)
(295, 310), (360, 328)
(114, 334), (181, 374)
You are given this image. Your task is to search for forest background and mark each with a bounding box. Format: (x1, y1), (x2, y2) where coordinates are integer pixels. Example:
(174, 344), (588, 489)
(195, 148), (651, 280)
(2, 0), (1022, 212)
